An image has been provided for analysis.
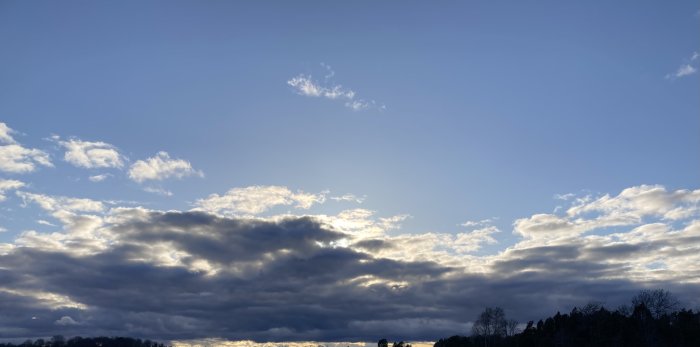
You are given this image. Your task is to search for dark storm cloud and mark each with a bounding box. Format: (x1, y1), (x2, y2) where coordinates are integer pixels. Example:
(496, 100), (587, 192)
(1, 210), (699, 342)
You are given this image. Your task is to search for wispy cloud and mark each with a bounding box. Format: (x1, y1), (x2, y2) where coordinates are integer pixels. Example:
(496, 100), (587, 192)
(88, 174), (111, 182)
(143, 186), (173, 197)
(330, 193), (366, 204)
(666, 51), (699, 79)
(287, 64), (384, 111)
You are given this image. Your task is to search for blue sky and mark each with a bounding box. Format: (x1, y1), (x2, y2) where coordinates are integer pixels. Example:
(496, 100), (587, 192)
(0, 1), (699, 343)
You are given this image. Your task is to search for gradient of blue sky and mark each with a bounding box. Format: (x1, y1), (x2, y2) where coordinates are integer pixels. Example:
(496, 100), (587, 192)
(0, 1), (699, 342)
(1, 0), (697, 242)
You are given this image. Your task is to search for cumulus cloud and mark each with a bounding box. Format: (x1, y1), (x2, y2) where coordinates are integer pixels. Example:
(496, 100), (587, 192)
(128, 151), (203, 183)
(56, 137), (125, 169)
(287, 65), (383, 111)
(194, 185), (327, 216)
(0, 123), (52, 173)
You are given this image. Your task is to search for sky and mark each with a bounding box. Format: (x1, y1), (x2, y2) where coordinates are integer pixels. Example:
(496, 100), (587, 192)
(0, 0), (699, 344)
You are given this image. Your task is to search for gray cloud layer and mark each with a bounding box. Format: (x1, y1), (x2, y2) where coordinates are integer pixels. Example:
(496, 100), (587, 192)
(2, 202), (700, 342)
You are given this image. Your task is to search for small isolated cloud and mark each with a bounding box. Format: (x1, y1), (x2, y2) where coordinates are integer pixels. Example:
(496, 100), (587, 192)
(56, 137), (125, 169)
(89, 174), (111, 182)
(461, 218), (496, 228)
(128, 151), (203, 183)
(330, 193), (366, 204)
(666, 52), (699, 79)
(0, 123), (52, 173)
(194, 185), (327, 216)
(0, 179), (24, 202)
(37, 219), (57, 227)
(54, 316), (79, 326)
(287, 64), (383, 111)
(143, 186), (173, 197)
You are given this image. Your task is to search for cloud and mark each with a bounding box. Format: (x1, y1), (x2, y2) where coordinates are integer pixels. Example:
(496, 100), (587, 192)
(0, 122), (17, 144)
(55, 316), (80, 326)
(128, 151), (203, 183)
(0, 184), (699, 341)
(0, 179), (24, 202)
(194, 185), (327, 216)
(0, 123), (52, 173)
(143, 186), (174, 197)
(89, 174), (111, 182)
(287, 65), (383, 111)
(460, 218), (496, 228)
(330, 194), (366, 204)
(37, 219), (57, 227)
(666, 52), (699, 79)
(56, 137), (125, 169)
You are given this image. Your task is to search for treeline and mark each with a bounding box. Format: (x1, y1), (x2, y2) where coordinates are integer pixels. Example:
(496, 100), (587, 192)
(430, 289), (700, 347)
(0, 336), (168, 347)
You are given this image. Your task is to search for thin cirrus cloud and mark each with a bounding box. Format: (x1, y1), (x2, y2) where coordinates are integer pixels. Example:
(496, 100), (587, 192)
(54, 136), (125, 169)
(0, 122), (52, 173)
(287, 64), (384, 111)
(128, 151), (203, 183)
(1, 184), (700, 341)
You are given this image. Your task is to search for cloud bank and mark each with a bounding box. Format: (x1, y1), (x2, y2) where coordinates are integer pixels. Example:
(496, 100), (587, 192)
(1, 184), (699, 342)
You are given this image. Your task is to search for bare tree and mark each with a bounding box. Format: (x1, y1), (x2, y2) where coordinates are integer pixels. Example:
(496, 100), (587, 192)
(631, 289), (679, 318)
(506, 319), (519, 337)
(472, 307), (508, 346)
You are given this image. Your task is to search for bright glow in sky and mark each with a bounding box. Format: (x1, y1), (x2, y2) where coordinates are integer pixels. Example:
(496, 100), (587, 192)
(0, 1), (698, 345)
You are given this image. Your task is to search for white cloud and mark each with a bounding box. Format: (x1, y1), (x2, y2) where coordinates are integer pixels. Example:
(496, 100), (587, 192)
(0, 123), (53, 173)
(128, 151), (203, 183)
(144, 186), (173, 196)
(461, 218), (496, 228)
(17, 191), (104, 213)
(194, 185), (327, 216)
(287, 75), (355, 100)
(37, 219), (57, 227)
(513, 185), (700, 241)
(57, 137), (125, 169)
(55, 316), (80, 326)
(287, 64), (383, 111)
(666, 52), (699, 79)
(89, 174), (111, 182)
(16, 192), (107, 253)
(672, 64), (697, 78)
(0, 227), (6, 233)
(0, 145), (52, 173)
(0, 122), (17, 144)
(330, 193), (366, 204)
(0, 179), (24, 202)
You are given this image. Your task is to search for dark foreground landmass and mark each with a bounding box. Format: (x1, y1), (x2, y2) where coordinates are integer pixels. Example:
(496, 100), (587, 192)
(431, 304), (700, 347)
